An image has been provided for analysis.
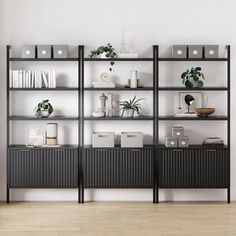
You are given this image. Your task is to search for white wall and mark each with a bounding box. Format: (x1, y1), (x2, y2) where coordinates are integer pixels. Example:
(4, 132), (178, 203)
(0, 0), (235, 201)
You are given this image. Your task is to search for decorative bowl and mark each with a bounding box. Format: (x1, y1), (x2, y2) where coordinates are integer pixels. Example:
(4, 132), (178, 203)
(196, 108), (215, 117)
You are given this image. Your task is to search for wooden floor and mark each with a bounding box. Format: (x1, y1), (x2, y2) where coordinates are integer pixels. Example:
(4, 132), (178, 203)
(0, 202), (236, 236)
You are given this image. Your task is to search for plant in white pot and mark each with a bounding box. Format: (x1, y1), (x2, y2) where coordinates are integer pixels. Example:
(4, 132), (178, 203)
(34, 99), (53, 118)
(120, 96), (144, 118)
(181, 67), (205, 88)
(89, 43), (117, 71)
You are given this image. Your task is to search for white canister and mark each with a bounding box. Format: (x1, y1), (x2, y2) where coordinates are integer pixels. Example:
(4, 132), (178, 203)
(46, 123), (58, 138)
(130, 70), (138, 88)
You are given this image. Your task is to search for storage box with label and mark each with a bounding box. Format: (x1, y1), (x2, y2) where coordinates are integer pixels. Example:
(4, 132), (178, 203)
(188, 45), (203, 58)
(172, 126), (184, 138)
(37, 45), (52, 58)
(53, 45), (68, 58)
(121, 132), (143, 148)
(172, 45), (187, 58)
(21, 45), (36, 58)
(165, 137), (177, 147)
(92, 132), (115, 148)
(204, 45), (219, 58)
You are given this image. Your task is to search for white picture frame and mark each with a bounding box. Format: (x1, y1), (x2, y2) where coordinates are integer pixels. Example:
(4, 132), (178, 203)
(27, 127), (45, 146)
(179, 92), (203, 113)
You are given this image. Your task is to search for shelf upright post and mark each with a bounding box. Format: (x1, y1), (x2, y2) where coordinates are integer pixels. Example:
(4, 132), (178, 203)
(78, 45), (84, 203)
(227, 45), (231, 203)
(6, 45), (10, 203)
(153, 45), (159, 203)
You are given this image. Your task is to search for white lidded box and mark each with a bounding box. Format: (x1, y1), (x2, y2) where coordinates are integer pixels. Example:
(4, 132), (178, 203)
(121, 132), (143, 148)
(178, 136), (189, 147)
(172, 126), (184, 138)
(188, 45), (203, 58)
(21, 45), (36, 58)
(172, 45), (187, 58)
(204, 45), (219, 58)
(165, 137), (177, 148)
(37, 45), (52, 58)
(53, 45), (68, 58)
(92, 132), (115, 148)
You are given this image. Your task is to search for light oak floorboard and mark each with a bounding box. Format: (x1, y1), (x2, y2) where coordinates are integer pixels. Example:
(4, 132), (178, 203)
(0, 201), (235, 236)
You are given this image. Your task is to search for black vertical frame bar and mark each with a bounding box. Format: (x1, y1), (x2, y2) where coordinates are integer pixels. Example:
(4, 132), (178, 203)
(6, 45), (10, 203)
(153, 45), (159, 203)
(78, 45), (84, 203)
(227, 45), (230, 203)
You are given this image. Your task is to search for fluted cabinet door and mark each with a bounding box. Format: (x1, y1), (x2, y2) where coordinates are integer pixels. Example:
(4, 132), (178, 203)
(8, 148), (78, 188)
(159, 149), (195, 188)
(195, 149), (229, 188)
(84, 148), (153, 188)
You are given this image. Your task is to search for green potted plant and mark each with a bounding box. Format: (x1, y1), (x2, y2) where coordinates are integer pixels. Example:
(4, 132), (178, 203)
(89, 43), (117, 71)
(35, 99), (53, 118)
(120, 96), (144, 118)
(181, 67), (205, 88)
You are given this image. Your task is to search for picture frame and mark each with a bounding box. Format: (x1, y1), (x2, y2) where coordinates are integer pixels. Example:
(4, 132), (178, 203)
(27, 127), (45, 146)
(179, 92), (203, 113)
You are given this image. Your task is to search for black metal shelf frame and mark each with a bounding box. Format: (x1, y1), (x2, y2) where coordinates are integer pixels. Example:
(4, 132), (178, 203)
(6, 45), (231, 204)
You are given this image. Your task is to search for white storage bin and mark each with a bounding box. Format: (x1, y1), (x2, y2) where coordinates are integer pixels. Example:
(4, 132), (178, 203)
(121, 132), (143, 148)
(21, 45), (36, 58)
(172, 126), (184, 138)
(172, 45), (187, 58)
(92, 132), (115, 148)
(53, 45), (68, 58)
(37, 45), (52, 58)
(165, 137), (178, 147)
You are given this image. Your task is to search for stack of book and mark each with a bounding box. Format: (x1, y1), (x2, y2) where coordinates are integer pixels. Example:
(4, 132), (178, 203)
(202, 137), (224, 147)
(92, 81), (115, 88)
(9, 70), (56, 88)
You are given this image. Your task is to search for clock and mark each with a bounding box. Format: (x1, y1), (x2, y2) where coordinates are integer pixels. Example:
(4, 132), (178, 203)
(100, 72), (111, 82)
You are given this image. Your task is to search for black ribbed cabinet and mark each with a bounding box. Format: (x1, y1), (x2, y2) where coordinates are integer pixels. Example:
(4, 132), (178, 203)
(6, 45), (230, 204)
(8, 147), (78, 188)
(159, 146), (229, 188)
(84, 147), (153, 188)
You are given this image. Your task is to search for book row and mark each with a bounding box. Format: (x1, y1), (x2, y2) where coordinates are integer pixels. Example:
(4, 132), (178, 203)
(9, 70), (56, 88)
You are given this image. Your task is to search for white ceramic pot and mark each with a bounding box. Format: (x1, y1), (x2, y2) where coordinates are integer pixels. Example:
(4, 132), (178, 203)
(122, 109), (134, 118)
(99, 52), (108, 58)
(41, 110), (50, 118)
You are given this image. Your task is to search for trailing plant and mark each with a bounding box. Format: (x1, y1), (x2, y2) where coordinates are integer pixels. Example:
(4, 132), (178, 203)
(89, 43), (117, 71)
(181, 67), (205, 88)
(34, 99), (53, 118)
(119, 96), (144, 116)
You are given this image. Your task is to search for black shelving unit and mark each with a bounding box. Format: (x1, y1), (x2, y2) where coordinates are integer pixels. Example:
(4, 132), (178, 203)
(154, 45), (231, 203)
(6, 45), (81, 203)
(6, 44), (230, 204)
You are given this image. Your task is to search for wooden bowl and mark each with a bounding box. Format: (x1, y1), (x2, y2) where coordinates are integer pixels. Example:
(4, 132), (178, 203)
(196, 108), (215, 117)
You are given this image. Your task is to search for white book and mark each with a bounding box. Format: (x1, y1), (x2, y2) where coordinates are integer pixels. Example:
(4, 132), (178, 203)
(28, 71), (31, 88)
(9, 69), (13, 88)
(175, 113), (198, 117)
(48, 71), (52, 88)
(31, 71), (35, 88)
(42, 72), (48, 88)
(13, 70), (18, 88)
(52, 70), (56, 88)
(18, 70), (23, 88)
(25, 71), (29, 88)
(23, 70), (26, 88)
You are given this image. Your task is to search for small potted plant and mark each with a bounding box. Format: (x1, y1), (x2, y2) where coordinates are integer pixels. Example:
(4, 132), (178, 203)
(35, 99), (53, 118)
(181, 67), (205, 88)
(120, 96), (144, 118)
(89, 43), (117, 71)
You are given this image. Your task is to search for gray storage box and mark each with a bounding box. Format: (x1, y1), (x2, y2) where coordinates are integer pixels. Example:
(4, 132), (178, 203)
(172, 45), (187, 58)
(204, 45), (219, 58)
(188, 45), (203, 58)
(172, 126), (184, 138)
(178, 136), (189, 147)
(165, 137), (177, 147)
(121, 132), (143, 148)
(53, 45), (68, 58)
(92, 132), (115, 148)
(37, 45), (52, 58)
(21, 45), (36, 58)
